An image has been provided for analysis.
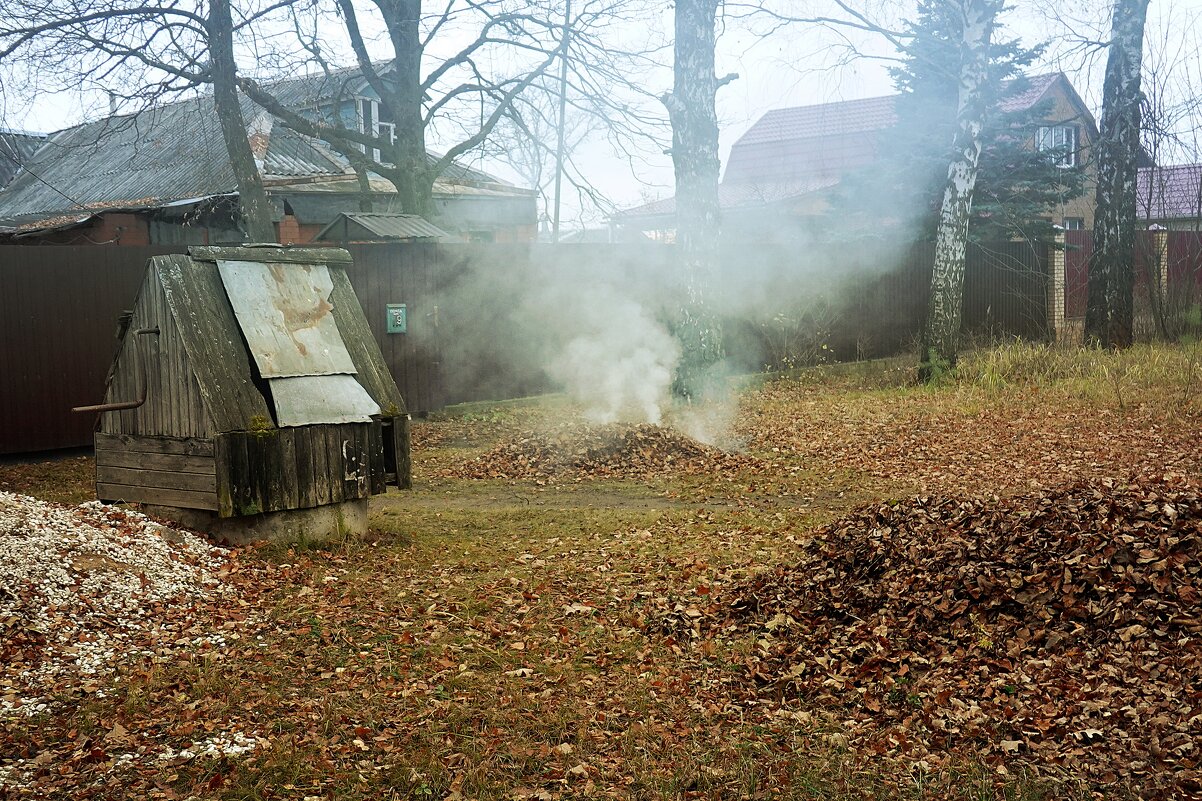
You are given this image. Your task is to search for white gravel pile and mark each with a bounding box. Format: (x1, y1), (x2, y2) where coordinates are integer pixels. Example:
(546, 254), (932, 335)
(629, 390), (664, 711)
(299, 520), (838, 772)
(0, 492), (234, 712)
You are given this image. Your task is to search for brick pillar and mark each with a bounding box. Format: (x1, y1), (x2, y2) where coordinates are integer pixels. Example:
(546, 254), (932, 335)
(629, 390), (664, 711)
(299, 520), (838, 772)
(1048, 231), (1066, 343)
(1152, 228), (1170, 301)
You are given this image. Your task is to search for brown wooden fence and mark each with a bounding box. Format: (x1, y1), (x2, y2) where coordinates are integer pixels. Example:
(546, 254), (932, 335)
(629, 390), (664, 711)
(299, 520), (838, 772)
(0, 240), (1050, 454)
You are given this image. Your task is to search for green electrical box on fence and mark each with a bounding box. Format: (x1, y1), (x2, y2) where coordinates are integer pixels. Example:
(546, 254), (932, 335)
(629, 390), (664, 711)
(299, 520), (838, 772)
(386, 304), (408, 334)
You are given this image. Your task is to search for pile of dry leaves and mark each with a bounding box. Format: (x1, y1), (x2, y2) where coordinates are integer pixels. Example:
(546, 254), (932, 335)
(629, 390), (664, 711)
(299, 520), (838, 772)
(446, 423), (757, 481)
(661, 477), (1202, 795)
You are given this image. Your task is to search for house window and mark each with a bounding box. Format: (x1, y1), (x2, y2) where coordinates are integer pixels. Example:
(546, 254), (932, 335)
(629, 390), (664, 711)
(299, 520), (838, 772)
(1037, 125), (1078, 168)
(357, 98), (394, 164)
(1062, 217), (1085, 231)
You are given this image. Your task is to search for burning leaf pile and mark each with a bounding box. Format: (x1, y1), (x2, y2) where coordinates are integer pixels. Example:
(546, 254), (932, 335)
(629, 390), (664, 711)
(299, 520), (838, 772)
(663, 478), (1202, 795)
(447, 423), (758, 481)
(1, 494), (244, 755)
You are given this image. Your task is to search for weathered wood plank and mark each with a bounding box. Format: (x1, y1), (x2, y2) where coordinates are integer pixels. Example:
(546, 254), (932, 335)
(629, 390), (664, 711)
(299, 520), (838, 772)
(342, 424), (366, 499)
(96, 483), (219, 511)
(95, 432), (214, 457)
(325, 426), (345, 504)
(368, 420), (385, 496)
(293, 425), (317, 509)
(214, 435), (235, 517)
(96, 466), (217, 493)
(311, 427), (331, 506)
(278, 428), (300, 511)
(94, 448), (215, 474)
(244, 433), (272, 515)
(154, 253), (272, 434)
(188, 246), (352, 264)
(394, 414), (412, 490)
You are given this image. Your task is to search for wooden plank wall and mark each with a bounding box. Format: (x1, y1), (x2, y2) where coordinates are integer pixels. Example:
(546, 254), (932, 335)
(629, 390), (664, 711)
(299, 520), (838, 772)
(94, 432), (218, 510)
(99, 266), (213, 440)
(215, 422), (385, 517)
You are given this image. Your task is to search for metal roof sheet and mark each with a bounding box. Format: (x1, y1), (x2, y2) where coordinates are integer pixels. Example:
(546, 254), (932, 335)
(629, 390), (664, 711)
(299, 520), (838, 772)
(1138, 164), (1202, 221)
(0, 81), (523, 228)
(316, 212), (448, 241)
(217, 259), (358, 378)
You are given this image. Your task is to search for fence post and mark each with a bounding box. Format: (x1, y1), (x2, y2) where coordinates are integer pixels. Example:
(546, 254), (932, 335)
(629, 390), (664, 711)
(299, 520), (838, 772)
(1047, 231), (1066, 343)
(1151, 227), (1170, 302)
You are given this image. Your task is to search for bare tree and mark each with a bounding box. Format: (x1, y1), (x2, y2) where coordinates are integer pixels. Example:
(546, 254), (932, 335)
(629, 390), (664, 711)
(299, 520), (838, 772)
(236, 0), (665, 218)
(664, 0), (736, 398)
(919, 0), (1002, 379)
(0, 0), (281, 238)
(1085, 0), (1150, 348)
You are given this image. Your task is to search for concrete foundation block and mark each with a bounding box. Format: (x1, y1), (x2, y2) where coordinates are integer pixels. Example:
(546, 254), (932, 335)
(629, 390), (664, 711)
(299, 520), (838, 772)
(143, 500), (370, 546)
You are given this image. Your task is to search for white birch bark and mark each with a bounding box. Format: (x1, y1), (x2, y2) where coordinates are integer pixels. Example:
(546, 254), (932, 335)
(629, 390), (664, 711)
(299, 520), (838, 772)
(919, 0), (1001, 380)
(1085, 0), (1150, 348)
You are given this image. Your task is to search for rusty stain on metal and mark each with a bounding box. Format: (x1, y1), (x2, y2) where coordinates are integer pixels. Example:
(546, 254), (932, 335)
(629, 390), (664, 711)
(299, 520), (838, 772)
(217, 259), (356, 378)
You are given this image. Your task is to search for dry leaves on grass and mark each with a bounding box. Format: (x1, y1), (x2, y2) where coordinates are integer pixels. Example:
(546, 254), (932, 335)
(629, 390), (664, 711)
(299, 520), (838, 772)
(656, 476), (1202, 796)
(743, 382), (1202, 495)
(445, 423), (759, 482)
(0, 493), (268, 798)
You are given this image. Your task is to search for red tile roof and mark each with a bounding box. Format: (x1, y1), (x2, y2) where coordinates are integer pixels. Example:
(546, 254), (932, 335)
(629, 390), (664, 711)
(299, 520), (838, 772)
(1138, 164), (1202, 221)
(619, 73), (1080, 222)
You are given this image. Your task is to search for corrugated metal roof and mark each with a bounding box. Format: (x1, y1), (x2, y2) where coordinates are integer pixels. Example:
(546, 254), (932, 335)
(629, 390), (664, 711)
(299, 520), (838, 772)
(1138, 164), (1202, 221)
(0, 130), (48, 189)
(316, 212), (449, 241)
(0, 79), (525, 228)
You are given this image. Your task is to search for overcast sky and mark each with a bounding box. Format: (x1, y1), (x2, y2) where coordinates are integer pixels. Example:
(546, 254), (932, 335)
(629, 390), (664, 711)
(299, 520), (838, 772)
(7, 0), (1201, 230)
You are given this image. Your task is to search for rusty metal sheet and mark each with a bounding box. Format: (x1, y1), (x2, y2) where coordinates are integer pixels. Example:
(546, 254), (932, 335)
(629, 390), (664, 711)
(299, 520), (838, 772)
(217, 259), (356, 378)
(268, 375), (379, 426)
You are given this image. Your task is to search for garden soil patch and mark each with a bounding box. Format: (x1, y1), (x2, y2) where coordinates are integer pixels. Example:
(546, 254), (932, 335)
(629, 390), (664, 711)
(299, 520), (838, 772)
(659, 477), (1202, 796)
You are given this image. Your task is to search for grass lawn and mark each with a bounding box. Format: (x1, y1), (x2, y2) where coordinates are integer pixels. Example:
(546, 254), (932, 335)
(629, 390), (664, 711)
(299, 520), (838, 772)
(3, 343), (1200, 800)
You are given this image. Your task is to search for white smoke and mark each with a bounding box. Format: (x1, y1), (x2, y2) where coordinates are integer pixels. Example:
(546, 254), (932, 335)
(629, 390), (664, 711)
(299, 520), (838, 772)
(546, 287), (680, 425)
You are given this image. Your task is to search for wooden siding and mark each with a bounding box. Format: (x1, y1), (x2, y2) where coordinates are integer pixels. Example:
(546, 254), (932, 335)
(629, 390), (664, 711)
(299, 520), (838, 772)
(154, 253), (275, 434)
(95, 432), (218, 511)
(214, 422), (385, 517)
(99, 265), (212, 439)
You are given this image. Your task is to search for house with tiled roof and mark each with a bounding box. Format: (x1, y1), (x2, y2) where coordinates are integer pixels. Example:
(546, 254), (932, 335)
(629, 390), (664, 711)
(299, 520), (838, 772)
(1138, 164), (1202, 229)
(616, 72), (1100, 241)
(0, 69), (537, 245)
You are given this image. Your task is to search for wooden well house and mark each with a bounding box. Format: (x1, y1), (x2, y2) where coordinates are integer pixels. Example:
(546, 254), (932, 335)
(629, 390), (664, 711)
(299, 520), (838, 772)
(79, 246), (410, 538)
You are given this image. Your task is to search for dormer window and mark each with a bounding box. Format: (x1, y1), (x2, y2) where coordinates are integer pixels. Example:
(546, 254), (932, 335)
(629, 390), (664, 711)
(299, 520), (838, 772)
(1037, 125), (1078, 168)
(357, 98), (396, 165)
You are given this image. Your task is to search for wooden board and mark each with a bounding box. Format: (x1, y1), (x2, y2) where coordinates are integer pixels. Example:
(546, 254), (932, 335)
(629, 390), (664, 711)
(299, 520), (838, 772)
(189, 246), (352, 265)
(95, 432), (213, 456)
(328, 267), (408, 415)
(96, 483), (219, 511)
(393, 415), (412, 490)
(95, 448), (215, 474)
(154, 254), (273, 434)
(96, 466), (217, 493)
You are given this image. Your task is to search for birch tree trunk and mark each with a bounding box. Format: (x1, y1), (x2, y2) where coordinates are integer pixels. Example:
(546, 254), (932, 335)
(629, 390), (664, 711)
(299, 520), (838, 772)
(208, 0), (276, 242)
(918, 0), (1000, 381)
(664, 0), (733, 399)
(1085, 0), (1150, 348)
